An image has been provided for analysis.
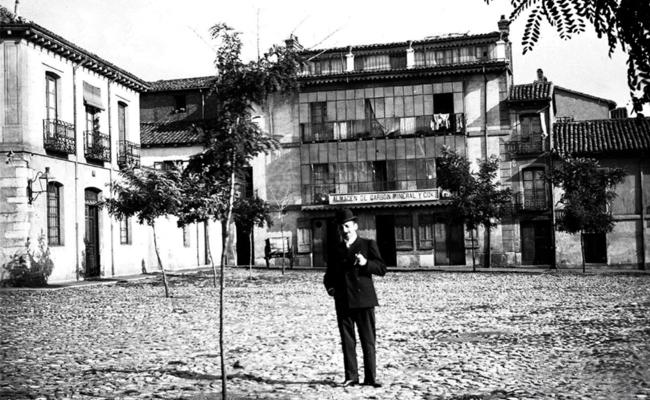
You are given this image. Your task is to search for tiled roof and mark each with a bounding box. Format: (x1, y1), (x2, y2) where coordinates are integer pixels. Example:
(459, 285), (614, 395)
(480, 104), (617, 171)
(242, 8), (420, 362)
(140, 121), (204, 147)
(148, 76), (216, 92)
(553, 117), (650, 155)
(509, 82), (553, 102)
(0, 6), (148, 91)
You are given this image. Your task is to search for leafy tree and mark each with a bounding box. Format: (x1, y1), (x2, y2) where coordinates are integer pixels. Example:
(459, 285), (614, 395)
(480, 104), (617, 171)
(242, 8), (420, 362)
(105, 167), (181, 298)
(485, 0), (650, 110)
(232, 195), (273, 277)
(549, 156), (625, 272)
(175, 171), (222, 288)
(181, 23), (303, 399)
(437, 147), (512, 270)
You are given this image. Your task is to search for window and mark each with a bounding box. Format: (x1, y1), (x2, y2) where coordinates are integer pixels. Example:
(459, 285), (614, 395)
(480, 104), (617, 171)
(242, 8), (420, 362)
(520, 114), (542, 138)
(47, 182), (63, 245)
(182, 226), (190, 247)
(174, 95), (186, 113)
(118, 102), (127, 142)
(394, 215), (413, 250)
(85, 106), (100, 132)
(45, 72), (59, 121)
(120, 217), (132, 245)
(522, 168), (546, 208)
(418, 214), (434, 249)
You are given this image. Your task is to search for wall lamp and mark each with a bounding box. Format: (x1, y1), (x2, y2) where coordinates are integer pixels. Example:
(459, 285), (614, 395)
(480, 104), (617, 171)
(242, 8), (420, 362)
(27, 167), (54, 205)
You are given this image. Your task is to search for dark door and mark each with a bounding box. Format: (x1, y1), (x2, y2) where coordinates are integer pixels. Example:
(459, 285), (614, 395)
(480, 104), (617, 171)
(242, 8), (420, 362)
(84, 189), (100, 277)
(376, 215), (396, 266)
(521, 220), (552, 265)
(312, 219), (328, 268)
(236, 222), (252, 266)
(583, 232), (606, 263)
(434, 220), (466, 266)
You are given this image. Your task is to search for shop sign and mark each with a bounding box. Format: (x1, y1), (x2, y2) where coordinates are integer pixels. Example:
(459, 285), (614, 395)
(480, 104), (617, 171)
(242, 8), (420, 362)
(329, 189), (440, 205)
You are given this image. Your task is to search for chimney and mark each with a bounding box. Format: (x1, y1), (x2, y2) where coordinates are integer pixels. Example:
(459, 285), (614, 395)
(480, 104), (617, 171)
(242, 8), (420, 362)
(610, 107), (628, 119)
(498, 15), (510, 41)
(284, 34), (303, 51)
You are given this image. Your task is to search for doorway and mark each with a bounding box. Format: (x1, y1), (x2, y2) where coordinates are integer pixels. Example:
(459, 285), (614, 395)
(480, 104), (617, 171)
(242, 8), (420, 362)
(236, 222), (252, 266)
(521, 220), (552, 265)
(84, 189), (101, 277)
(376, 215), (397, 266)
(583, 232), (606, 263)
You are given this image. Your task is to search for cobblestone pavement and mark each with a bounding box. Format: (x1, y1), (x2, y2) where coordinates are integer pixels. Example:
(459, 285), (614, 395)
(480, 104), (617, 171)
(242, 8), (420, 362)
(1, 269), (650, 400)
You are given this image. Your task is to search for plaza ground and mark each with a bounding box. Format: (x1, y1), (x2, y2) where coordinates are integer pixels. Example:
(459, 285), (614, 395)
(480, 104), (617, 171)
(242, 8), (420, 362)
(1, 268), (649, 399)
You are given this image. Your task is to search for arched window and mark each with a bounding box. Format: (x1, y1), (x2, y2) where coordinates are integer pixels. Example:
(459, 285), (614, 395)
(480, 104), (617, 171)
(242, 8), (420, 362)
(47, 181), (63, 245)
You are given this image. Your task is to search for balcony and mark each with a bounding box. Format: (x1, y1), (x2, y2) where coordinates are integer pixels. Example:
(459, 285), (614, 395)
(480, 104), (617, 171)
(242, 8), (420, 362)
(514, 192), (549, 211)
(505, 135), (547, 156)
(300, 113), (465, 143)
(43, 119), (76, 154)
(84, 131), (111, 162)
(117, 140), (140, 169)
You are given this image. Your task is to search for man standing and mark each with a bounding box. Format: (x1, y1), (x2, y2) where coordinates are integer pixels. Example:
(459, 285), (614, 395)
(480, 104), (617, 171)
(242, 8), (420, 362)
(324, 208), (387, 387)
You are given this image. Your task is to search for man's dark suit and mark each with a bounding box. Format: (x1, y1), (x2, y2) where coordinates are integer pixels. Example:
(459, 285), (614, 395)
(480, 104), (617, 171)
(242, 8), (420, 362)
(324, 236), (387, 384)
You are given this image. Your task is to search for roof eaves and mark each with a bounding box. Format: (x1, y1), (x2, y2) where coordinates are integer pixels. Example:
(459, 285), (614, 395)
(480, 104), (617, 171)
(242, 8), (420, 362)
(0, 16), (149, 91)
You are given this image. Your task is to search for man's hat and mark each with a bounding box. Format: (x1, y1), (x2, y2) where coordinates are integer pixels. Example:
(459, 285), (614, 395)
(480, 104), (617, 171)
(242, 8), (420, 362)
(335, 208), (358, 225)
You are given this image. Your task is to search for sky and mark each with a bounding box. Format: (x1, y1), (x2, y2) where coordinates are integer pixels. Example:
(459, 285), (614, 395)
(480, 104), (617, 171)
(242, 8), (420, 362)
(2, 0), (637, 111)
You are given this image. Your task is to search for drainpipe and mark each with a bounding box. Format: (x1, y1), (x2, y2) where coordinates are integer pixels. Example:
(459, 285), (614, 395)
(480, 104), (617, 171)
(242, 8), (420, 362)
(73, 62), (80, 280)
(483, 66), (490, 268)
(640, 158), (647, 270)
(107, 80), (115, 277)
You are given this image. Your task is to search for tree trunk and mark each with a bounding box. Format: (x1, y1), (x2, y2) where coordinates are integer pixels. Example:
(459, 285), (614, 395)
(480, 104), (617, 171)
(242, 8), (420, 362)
(485, 225), (491, 269)
(206, 220), (218, 288)
(217, 150), (237, 400)
(152, 222), (170, 298)
(580, 231), (586, 273)
(470, 228), (476, 272)
(280, 217), (285, 275)
(249, 230), (253, 279)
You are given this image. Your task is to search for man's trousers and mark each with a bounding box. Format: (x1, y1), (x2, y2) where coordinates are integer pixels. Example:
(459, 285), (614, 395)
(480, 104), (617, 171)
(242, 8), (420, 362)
(336, 306), (376, 383)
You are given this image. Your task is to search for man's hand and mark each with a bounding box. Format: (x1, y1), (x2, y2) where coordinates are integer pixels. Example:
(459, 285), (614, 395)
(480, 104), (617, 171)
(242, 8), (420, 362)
(355, 252), (367, 267)
(327, 287), (335, 296)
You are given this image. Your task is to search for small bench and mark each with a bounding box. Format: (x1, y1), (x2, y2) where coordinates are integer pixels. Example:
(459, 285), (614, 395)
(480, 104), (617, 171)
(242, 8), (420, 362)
(264, 237), (294, 268)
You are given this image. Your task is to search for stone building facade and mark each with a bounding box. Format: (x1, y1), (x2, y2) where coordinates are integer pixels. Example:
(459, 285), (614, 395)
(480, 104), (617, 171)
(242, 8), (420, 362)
(0, 8), (149, 282)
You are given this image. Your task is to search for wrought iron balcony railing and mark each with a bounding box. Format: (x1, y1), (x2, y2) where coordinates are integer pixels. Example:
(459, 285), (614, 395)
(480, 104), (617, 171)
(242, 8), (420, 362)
(300, 113), (465, 143)
(43, 119), (76, 154)
(117, 140), (141, 169)
(514, 192), (549, 211)
(84, 131), (111, 162)
(505, 135), (547, 155)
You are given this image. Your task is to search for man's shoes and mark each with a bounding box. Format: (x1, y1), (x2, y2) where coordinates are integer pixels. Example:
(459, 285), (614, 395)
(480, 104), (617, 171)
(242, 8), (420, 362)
(341, 379), (359, 387)
(363, 380), (382, 388)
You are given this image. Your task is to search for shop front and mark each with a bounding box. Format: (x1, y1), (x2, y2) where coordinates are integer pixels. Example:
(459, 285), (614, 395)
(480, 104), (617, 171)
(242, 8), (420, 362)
(301, 188), (467, 268)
